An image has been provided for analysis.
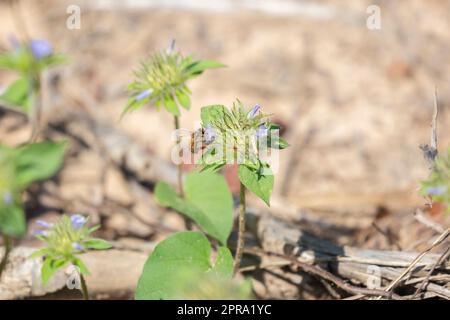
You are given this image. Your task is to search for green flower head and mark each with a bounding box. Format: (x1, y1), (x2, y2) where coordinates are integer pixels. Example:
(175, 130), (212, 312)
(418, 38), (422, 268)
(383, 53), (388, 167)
(32, 214), (112, 285)
(124, 40), (225, 117)
(198, 100), (289, 172)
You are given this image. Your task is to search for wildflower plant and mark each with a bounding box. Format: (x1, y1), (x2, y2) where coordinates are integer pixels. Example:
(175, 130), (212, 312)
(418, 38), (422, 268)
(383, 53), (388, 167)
(0, 141), (66, 279)
(198, 100), (288, 272)
(421, 147), (450, 213)
(31, 214), (112, 299)
(0, 38), (67, 140)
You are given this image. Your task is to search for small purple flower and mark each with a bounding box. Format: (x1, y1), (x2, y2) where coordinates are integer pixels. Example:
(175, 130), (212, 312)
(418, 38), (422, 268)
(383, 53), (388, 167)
(29, 39), (53, 60)
(247, 104), (261, 119)
(72, 242), (84, 251)
(426, 186), (447, 196)
(36, 220), (53, 228)
(166, 39), (176, 55)
(2, 191), (13, 206)
(204, 125), (217, 143)
(256, 124), (269, 139)
(135, 89), (152, 101)
(70, 214), (86, 230)
(32, 230), (47, 237)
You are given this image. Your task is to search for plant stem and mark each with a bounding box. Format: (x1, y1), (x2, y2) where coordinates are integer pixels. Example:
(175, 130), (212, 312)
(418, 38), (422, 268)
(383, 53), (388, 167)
(233, 181), (246, 274)
(29, 74), (42, 143)
(79, 273), (89, 300)
(173, 115), (192, 230)
(0, 234), (12, 280)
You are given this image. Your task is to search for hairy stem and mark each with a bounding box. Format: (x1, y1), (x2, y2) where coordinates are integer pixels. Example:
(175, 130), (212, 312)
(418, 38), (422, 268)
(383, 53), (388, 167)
(0, 235), (12, 280)
(174, 115), (192, 230)
(80, 273), (89, 300)
(233, 181), (246, 274)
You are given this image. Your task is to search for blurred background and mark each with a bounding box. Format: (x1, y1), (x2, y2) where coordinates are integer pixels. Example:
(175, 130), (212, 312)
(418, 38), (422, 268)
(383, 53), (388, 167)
(1, 0), (450, 252)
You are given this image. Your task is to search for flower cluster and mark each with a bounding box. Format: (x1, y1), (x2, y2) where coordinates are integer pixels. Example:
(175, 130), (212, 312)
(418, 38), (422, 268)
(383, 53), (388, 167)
(32, 214), (111, 284)
(421, 147), (450, 213)
(198, 100), (287, 171)
(124, 41), (224, 116)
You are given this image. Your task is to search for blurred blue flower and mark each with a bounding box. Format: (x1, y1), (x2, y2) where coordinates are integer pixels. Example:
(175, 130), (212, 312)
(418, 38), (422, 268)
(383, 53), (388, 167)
(135, 89), (152, 101)
(166, 39), (176, 55)
(2, 191), (13, 205)
(72, 242), (84, 251)
(70, 214), (86, 230)
(32, 230), (47, 237)
(426, 186), (447, 196)
(247, 104), (261, 119)
(256, 124), (269, 139)
(36, 220), (52, 228)
(30, 39), (53, 60)
(204, 125), (217, 143)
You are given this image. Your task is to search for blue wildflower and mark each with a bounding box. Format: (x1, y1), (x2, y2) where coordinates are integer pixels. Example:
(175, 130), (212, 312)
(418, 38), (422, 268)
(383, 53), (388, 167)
(2, 191), (13, 206)
(204, 125), (217, 143)
(166, 39), (176, 55)
(32, 230), (47, 237)
(135, 89), (152, 101)
(247, 104), (261, 119)
(70, 214), (87, 230)
(72, 242), (84, 251)
(36, 220), (53, 228)
(426, 186), (447, 196)
(256, 124), (269, 139)
(30, 39), (53, 60)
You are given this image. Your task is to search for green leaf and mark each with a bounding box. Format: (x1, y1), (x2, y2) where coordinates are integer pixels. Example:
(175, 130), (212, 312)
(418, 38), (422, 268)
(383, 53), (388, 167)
(14, 141), (67, 189)
(185, 60), (226, 76)
(73, 258), (90, 276)
(209, 246), (233, 279)
(41, 257), (66, 285)
(29, 247), (51, 259)
(238, 164), (274, 206)
(83, 238), (112, 250)
(0, 202), (26, 237)
(175, 89), (191, 110)
(163, 95), (180, 116)
(0, 77), (31, 113)
(135, 231), (235, 300)
(154, 171), (233, 245)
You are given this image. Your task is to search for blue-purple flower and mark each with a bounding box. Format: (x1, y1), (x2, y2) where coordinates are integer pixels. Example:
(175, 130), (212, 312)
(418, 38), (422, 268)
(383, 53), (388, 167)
(256, 124), (269, 139)
(166, 39), (176, 55)
(2, 191), (13, 206)
(36, 220), (53, 228)
(247, 104), (261, 119)
(30, 39), (53, 60)
(70, 214), (87, 230)
(135, 89), (152, 101)
(32, 229), (47, 237)
(426, 186), (447, 196)
(72, 242), (84, 251)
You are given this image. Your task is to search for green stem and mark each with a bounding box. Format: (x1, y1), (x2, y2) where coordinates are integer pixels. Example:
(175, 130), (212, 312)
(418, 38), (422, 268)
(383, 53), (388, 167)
(0, 234), (12, 280)
(233, 181), (246, 274)
(174, 115), (192, 230)
(29, 74), (42, 143)
(80, 273), (89, 300)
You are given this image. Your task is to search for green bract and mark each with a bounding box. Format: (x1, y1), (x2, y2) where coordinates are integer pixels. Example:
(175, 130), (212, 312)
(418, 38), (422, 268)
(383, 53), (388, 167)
(0, 141), (66, 237)
(31, 214), (112, 285)
(124, 49), (225, 116)
(421, 147), (450, 214)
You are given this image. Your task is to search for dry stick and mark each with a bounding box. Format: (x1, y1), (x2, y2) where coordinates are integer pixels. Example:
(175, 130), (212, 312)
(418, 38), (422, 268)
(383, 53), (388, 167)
(0, 235), (12, 280)
(414, 208), (444, 234)
(412, 245), (450, 299)
(372, 222), (402, 250)
(233, 182), (246, 274)
(377, 228), (450, 299)
(245, 247), (403, 300)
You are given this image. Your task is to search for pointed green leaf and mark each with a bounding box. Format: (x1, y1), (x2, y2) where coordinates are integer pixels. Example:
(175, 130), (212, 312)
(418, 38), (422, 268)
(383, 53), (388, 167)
(238, 165), (274, 206)
(83, 238), (112, 250)
(163, 95), (180, 116)
(0, 77), (31, 113)
(175, 89), (191, 110)
(209, 246), (233, 279)
(0, 202), (26, 237)
(185, 60), (226, 75)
